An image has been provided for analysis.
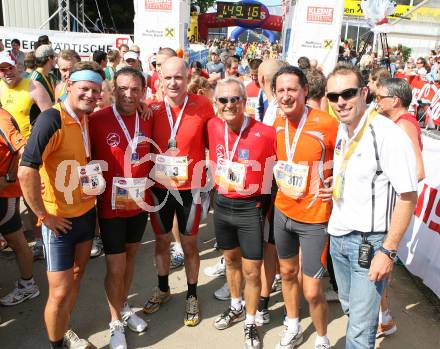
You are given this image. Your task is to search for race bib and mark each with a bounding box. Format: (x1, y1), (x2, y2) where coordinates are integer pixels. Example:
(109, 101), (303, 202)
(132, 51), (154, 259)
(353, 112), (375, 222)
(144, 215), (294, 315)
(77, 163), (105, 198)
(274, 161), (309, 199)
(111, 177), (147, 211)
(154, 155), (188, 183)
(215, 158), (246, 192)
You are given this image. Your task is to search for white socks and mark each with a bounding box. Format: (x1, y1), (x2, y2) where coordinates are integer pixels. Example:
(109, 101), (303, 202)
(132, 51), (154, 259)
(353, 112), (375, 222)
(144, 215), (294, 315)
(231, 297), (243, 311)
(286, 317), (299, 333)
(245, 314), (255, 325)
(379, 309), (392, 324)
(315, 335), (330, 346)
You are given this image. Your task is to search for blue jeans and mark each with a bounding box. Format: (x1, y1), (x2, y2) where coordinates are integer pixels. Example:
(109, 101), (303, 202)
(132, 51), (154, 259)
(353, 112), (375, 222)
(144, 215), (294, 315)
(330, 232), (387, 349)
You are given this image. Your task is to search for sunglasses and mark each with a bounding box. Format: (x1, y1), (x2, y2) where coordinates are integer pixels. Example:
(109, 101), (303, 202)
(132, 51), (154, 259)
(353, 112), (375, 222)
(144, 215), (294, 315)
(216, 96), (242, 104)
(326, 88), (360, 103)
(376, 95), (395, 102)
(0, 65), (15, 73)
(416, 61), (423, 64)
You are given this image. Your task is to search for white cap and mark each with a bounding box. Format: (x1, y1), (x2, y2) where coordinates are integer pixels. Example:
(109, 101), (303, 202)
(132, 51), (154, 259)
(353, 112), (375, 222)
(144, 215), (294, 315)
(124, 51), (139, 61)
(0, 54), (16, 66)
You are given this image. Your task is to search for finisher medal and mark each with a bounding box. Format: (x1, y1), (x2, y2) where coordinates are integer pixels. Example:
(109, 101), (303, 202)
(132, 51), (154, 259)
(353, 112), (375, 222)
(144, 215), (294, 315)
(168, 138), (177, 150)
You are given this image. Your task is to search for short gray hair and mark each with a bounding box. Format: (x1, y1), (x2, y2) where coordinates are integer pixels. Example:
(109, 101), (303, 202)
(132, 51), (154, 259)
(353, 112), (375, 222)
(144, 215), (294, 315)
(214, 77), (247, 99)
(378, 78), (413, 108)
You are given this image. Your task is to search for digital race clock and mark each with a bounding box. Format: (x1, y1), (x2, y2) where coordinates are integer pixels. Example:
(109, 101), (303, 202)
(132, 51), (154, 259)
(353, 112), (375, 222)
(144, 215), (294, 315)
(217, 1), (261, 20)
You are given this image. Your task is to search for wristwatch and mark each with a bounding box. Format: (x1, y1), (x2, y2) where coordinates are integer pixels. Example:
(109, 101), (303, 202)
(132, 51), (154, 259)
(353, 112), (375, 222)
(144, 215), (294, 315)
(379, 246), (398, 262)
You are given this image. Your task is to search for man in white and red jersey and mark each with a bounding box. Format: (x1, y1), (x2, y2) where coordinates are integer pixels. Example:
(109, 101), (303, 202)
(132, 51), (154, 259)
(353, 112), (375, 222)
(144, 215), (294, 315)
(208, 77), (276, 349)
(143, 57), (216, 327)
(89, 67), (152, 349)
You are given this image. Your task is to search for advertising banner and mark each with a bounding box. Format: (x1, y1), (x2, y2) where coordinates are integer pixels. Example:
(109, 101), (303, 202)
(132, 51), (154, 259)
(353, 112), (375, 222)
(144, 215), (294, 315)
(284, 0), (345, 75)
(0, 26), (132, 59)
(133, 0), (191, 62)
(398, 134), (440, 298)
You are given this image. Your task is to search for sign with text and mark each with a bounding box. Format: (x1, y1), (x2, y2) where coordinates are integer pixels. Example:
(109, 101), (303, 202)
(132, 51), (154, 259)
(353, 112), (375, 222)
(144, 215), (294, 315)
(0, 26), (132, 59)
(398, 135), (440, 297)
(284, 0), (344, 75)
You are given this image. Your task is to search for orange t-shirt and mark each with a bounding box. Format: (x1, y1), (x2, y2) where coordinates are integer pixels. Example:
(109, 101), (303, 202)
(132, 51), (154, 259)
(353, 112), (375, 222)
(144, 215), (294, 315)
(150, 94), (216, 190)
(274, 108), (339, 224)
(0, 108), (26, 197)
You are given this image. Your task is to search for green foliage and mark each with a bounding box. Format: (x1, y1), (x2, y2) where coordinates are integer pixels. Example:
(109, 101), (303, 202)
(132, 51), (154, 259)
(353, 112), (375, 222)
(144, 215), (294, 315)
(191, 0), (217, 13)
(400, 45), (412, 62)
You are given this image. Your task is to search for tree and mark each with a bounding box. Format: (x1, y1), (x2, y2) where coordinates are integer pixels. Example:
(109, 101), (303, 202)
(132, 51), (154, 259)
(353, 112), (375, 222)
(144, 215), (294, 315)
(191, 0), (217, 13)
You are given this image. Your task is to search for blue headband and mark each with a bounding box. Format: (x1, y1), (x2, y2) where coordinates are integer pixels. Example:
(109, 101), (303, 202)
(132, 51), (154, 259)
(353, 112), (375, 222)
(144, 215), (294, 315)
(69, 70), (103, 84)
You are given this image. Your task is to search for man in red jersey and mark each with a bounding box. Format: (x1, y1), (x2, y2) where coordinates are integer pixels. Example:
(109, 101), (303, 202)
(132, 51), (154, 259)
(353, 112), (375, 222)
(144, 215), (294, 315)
(89, 67), (152, 349)
(208, 77), (276, 349)
(143, 57), (216, 327)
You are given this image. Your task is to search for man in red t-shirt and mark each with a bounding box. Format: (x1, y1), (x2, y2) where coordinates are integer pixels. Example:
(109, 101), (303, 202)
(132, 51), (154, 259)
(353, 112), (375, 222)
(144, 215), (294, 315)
(245, 58), (262, 119)
(89, 67), (152, 348)
(208, 77), (276, 348)
(143, 57), (216, 327)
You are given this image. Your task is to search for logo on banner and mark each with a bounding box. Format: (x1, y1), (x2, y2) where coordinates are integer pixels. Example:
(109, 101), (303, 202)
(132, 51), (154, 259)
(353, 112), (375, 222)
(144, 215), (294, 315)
(324, 40), (333, 49)
(116, 37), (129, 48)
(165, 27), (175, 38)
(145, 0), (172, 11)
(307, 7), (334, 23)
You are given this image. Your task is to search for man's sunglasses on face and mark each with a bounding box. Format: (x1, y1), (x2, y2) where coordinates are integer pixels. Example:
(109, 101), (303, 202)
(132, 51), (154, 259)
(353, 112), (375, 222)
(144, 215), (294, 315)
(326, 87), (360, 103)
(216, 96), (242, 104)
(0, 65), (14, 73)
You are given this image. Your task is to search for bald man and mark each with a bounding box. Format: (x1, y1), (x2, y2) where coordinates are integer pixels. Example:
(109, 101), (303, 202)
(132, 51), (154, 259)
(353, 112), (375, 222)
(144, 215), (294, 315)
(258, 59), (287, 126)
(144, 57), (216, 327)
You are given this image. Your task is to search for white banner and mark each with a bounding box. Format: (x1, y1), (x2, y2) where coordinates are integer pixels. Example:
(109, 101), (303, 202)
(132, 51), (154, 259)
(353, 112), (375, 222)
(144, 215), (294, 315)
(0, 26), (132, 59)
(133, 0), (191, 62)
(398, 134), (440, 298)
(284, 0), (345, 75)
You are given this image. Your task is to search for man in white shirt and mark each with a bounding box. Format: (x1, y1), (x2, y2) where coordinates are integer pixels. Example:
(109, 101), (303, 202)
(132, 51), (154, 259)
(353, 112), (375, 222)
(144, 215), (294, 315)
(323, 64), (418, 349)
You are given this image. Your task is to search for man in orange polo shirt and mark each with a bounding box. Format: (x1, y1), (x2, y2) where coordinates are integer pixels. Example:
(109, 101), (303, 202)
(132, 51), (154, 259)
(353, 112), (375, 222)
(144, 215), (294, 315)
(271, 66), (338, 349)
(0, 108), (40, 313)
(18, 61), (105, 349)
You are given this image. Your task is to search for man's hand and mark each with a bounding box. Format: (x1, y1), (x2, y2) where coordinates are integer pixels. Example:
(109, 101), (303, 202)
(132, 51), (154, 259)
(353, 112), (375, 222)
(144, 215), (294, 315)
(318, 176), (333, 202)
(137, 101), (153, 121)
(43, 214), (72, 236)
(368, 251), (394, 282)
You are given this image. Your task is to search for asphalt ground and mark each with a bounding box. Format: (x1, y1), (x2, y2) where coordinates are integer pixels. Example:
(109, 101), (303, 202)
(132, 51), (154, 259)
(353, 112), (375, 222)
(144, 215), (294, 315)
(0, 210), (439, 349)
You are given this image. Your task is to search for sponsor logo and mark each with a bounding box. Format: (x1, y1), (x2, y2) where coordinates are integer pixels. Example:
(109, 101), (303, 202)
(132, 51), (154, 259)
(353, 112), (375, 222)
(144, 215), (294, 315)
(106, 133), (120, 147)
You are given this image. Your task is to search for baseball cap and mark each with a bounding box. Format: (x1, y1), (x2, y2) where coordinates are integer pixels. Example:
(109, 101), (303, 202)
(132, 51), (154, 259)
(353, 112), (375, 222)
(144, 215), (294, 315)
(35, 44), (56, 59)
(124, 51), (139, 61)
(211, 48), (220, 55)
(0, 54), (16, 66)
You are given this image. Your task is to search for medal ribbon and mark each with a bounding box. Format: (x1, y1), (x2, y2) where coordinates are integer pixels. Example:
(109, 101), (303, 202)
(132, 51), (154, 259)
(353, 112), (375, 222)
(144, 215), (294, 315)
(63, 101), (90, 159)
(164, 95), (189, 144)
(112, 104), (140, 155)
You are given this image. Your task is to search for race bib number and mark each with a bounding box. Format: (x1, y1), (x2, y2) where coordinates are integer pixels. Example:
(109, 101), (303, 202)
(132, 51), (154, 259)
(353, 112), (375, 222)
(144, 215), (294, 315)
(77, 163), (105, 198)
(111, 177), (147, 211)
(274, 161), (309, 199)
(215, 158), (246, 192)
(154, 155), (188, 182)
(245, 97), (258, 117)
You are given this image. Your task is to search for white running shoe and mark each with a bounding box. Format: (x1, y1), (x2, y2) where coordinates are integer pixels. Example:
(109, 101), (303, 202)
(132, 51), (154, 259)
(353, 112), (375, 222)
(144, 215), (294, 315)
(276, 325), (303, 349)
(63, 329), (92, 349)
(204, 257), (226, 277)
(90, 236), (103, 258)
(121, 303), (148, 333)
(0, 280), (40, 306)
(109, 320), (127, 349)
(214, 282), (230, 301)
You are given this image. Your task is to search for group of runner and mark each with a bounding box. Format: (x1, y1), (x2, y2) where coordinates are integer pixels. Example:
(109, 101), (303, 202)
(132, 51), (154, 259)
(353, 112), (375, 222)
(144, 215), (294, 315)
(0, 36), (429, 349)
